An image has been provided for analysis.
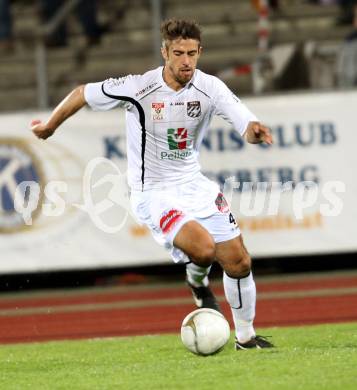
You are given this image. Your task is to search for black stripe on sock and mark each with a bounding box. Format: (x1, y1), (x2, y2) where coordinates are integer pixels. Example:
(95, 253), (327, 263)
(230, 272), (251, 310)
(235, 278), (243, 309)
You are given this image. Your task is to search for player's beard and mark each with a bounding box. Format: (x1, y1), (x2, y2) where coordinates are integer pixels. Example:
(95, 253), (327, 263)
(172, 66), (193, 86)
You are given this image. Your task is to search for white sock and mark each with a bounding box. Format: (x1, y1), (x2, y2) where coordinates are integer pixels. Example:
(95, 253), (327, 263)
(223, 271), (256, 343)
(186, 262), (211, 287)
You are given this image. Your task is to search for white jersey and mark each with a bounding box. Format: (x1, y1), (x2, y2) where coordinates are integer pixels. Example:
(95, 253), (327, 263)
(84, 66), (257, 191)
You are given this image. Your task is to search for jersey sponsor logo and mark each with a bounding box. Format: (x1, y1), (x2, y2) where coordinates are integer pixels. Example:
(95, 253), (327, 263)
(152, 102), (165, 121)
(159, 209), (184, 234)
(107, 77), (128, 87)
(215, 192), (230, 213)
(161, 128), (193, 160)
(167, 127), (188, 150)
(170, 102), (184, 106)
(187, 101), (201, 118)
(160, 150), (192, 160)
(135, 82), (158, 97)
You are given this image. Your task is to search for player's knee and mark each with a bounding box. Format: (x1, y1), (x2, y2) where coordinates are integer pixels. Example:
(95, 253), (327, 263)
(192, 242), (216, 267)
(239, 255), (252, 276)
(225, 254), (252, 278)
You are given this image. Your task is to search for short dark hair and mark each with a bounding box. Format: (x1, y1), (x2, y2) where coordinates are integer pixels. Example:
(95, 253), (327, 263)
(160, 18), (201, 46)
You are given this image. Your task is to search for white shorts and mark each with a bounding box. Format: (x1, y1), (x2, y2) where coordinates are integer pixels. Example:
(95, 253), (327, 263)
(130, 174), (241, 264)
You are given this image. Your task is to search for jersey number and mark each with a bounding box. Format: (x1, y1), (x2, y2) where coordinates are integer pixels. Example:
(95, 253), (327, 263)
(229, 212), (237, 225)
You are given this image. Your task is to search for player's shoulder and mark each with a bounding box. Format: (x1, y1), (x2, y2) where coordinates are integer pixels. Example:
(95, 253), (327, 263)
(132, 67), (162, 99)
(101, 74), (136, 97)
(192, 69), (229, 98)
(102, 67), (162, 99)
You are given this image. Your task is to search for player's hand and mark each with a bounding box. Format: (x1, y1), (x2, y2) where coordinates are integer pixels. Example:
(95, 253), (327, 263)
(249, 122), (273, 145)
(30, 119), (55, 140)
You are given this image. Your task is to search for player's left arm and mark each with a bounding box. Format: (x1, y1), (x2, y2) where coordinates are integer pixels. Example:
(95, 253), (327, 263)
(244, 121), (273, 145)
(211, 76), (273, 145)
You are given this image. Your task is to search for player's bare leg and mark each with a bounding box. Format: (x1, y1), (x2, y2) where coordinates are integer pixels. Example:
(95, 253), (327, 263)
(174, 220), (216, 266)
(216, 235), (251, 277)
(216, 235), (273, 349)
(174, 221), (220, 311)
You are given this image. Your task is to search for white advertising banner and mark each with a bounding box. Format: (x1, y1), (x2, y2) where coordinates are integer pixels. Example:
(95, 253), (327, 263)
(0, 90), (356, 273)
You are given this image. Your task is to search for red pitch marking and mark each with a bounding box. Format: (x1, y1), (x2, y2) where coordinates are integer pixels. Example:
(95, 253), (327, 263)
(0, 288), (194, 310)
(0, 275), (355, 311)
(0, 274), (356, 344)
(257, 276), (357, 293)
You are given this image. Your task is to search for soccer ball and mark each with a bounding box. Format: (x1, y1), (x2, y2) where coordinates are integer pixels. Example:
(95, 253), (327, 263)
(181, 308), (231, 355)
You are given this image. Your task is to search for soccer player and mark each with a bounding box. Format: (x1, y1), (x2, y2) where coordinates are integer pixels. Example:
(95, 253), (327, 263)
(31, 18), (274, 349)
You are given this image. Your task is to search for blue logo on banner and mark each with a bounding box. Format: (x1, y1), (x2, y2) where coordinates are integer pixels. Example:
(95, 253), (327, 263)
(0, 139), (43, 232)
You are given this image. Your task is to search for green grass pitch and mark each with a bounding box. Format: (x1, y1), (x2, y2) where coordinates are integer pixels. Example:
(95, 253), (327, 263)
(0, 323), (356, 390)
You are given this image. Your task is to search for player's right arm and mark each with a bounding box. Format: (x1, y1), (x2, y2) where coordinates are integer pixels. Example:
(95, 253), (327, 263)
(31, 76), (135, 140)
(31, 85), (86, 140)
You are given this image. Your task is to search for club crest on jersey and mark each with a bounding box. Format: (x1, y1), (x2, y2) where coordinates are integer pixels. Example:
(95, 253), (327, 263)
(215, 193), (229, 213)
(152, 102), (165, 121)
(187, 101), (201, 118)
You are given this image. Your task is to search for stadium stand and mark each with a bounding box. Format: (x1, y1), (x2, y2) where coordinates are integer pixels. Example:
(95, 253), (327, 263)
(0, 0), (351, 112)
